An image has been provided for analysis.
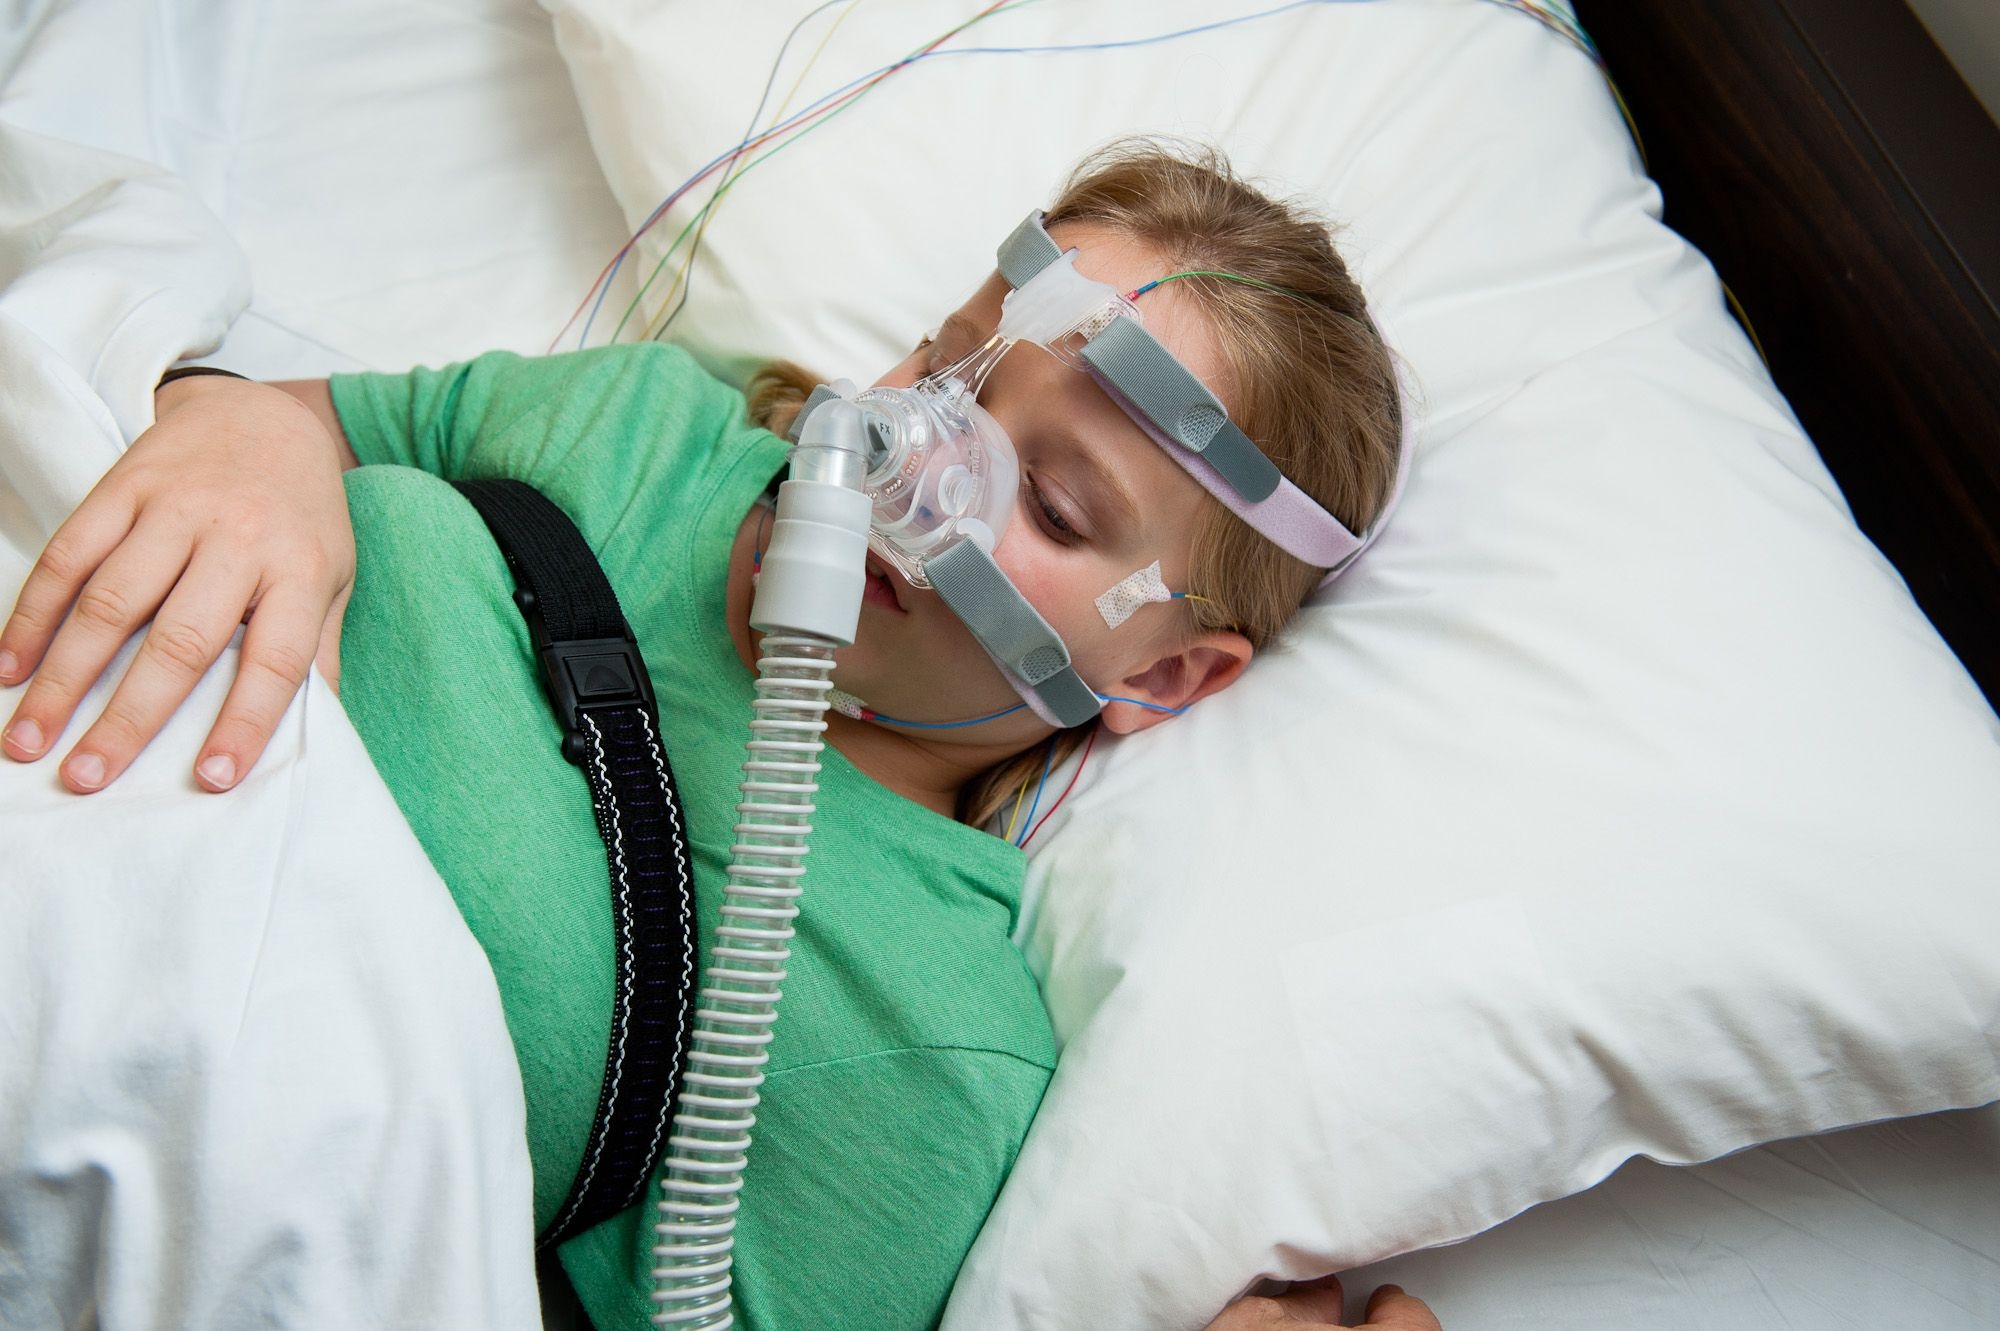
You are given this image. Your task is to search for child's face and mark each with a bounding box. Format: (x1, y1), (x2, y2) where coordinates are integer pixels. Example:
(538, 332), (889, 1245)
(829, 222), (1247, 742)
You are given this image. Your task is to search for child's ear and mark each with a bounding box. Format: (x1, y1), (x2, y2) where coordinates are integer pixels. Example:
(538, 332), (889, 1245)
(1099, 629), (1252, 735)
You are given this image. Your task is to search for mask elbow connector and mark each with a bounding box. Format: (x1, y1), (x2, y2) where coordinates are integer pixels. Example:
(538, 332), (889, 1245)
(751, 388), (872, 643)
(785, 379), (871, 491)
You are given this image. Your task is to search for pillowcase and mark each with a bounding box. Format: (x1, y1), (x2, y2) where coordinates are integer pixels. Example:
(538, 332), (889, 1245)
(542, 2), (2000, 1327)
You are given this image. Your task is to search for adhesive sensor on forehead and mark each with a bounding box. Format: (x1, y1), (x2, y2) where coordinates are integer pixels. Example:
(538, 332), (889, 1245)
(1096, 560), (1175, 630)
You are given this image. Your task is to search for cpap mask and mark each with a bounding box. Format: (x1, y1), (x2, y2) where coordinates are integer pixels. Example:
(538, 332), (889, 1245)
(836, 377), (1019, 586)
(796, 239), (1140, 588)
(786, 211), (1410, 729)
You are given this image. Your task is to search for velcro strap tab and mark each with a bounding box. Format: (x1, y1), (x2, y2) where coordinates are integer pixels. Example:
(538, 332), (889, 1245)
(1023, 664), (1101, 728)
(927, 542), (1070, 684)
(997, 210), (1064, 290)
(1081, 317), (1282, 503)
(925, 542), (1101, 728)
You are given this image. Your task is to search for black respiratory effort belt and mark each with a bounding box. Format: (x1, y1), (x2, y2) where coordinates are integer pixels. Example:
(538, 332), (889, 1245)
(452, 477), (699, 1251)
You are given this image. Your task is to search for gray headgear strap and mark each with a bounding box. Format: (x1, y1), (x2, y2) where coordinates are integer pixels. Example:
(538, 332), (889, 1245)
(998, 211), (1402, 581)
(997, 212), (1062, 289)
(1077, 318), (1279, 502)
(923, 541), (1102, 728)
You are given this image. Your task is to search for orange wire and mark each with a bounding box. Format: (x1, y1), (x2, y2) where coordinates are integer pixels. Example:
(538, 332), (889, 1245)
(550, 0), (1015, 352)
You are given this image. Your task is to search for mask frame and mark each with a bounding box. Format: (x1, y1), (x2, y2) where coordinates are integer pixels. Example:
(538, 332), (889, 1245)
(787, 211), (1412, 730)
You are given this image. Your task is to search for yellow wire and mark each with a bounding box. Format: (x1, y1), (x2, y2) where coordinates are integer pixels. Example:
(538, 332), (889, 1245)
(1604, 72), (1648, 170)
(644, 1), (861, 340)
(1489, 9), (1754, 373)
(1001, 767), (1035, 842)
(1721, 279), (1771, 369)
(637, 0), (1039, 341)
(772, 2), (863, 125)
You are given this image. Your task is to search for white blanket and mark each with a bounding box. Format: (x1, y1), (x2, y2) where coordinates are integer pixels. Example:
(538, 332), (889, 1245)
(0, 123), (539, 1331)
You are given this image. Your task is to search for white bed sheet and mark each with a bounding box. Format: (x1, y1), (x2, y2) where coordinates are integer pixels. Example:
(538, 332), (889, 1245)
(1347, 1104), (2000, 1329)
(4, 1), (1995, 1327)
(1, 0), (636, 376)
(0, 115), (544, 1331)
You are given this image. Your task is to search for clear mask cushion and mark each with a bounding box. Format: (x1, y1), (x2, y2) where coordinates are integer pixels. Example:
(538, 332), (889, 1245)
(849, 380), (1018, 587)
(850, 256), (1132, 589)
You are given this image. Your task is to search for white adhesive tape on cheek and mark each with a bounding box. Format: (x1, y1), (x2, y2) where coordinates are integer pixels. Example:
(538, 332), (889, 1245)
(1095, 559), (1173, 629)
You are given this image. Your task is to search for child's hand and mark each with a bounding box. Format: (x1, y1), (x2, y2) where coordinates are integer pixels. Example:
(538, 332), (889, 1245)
(1, 374), (355, 793)
(1204, 1277), (1441, 1330)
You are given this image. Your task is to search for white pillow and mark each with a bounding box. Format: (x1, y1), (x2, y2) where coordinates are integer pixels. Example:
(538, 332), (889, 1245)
(543, 2), (2000, 1327)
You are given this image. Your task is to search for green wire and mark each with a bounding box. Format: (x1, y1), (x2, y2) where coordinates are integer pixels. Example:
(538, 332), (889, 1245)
(609, 83), (876, 344)
(1133, 269), (1313, 301)
(609, 0), (1620, 343)
(610, 0), (1042, 345)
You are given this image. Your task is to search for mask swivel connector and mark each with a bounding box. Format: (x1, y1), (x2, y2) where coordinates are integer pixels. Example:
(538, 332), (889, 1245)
(751, 381), (873, 644)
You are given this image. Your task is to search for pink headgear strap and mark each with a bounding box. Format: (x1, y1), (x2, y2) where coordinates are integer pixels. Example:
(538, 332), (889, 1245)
(997, 211), (1412, 588)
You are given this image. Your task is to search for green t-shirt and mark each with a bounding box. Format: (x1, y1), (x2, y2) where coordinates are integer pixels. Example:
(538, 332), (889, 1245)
(328, 344), (1055, 1331)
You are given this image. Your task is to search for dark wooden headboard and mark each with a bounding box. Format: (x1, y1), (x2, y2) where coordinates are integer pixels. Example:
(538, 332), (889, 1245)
(1577, 0), (2000, 710)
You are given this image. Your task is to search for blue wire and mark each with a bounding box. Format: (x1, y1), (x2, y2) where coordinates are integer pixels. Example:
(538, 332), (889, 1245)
(591, 0), (1600, 349)
(867, 694), (1183, 726)
(1015, 739), (1060, 847)
(754, 1), (1372, 147)
(577, 247), (627, 350)
(866, 702), (1028, 730)
(1095, 693), (1187, 715)
(578, 0), (847, 349)
(606, 0), (1389, 332)
(920, 0), (1377, 62)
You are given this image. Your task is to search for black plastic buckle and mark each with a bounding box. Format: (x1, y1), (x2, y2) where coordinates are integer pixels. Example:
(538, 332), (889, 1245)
(514, 588), (658, 767)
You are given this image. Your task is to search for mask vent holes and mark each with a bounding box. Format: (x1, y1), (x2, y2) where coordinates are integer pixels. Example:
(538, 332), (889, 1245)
(939, 463), (976, 516)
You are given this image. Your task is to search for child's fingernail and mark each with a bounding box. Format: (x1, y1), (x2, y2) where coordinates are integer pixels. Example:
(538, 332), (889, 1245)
(0, 648), (18, 679)
(198, 753), (236, 790)
(4, 716), (44, 757)
(67, 751), (105, 790)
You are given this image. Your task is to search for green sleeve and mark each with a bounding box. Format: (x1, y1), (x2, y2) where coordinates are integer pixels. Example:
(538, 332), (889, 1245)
(326, 343), (748, 484)
(328, 352), (494, 474)
(560, 1048), (1053, 1331)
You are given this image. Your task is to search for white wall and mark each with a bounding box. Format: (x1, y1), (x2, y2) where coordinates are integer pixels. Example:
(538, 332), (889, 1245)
(1904, 0), (2000, 125)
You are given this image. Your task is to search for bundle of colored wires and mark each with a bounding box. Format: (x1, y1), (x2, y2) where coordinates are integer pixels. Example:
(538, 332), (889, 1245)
(1006, 726), (1102, 848)
(550, 0), (1626, 356)
(552, 0), (1034, 352)
(558, 0), (1652, 826)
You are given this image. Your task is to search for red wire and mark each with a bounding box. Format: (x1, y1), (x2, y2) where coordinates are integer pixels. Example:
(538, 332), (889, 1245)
(1022, 724), (1099, 848)
(551, 1), (1012, 352)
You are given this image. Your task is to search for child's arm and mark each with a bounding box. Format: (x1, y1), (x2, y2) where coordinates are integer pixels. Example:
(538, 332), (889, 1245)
(270, 378), (360, 471)
(1203, 1276), (1441, 1330)
(1, 373), (355, 795)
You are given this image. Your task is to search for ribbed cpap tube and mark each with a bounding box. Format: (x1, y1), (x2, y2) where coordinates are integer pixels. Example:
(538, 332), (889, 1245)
(650, 392), (870, 1327)
(649, 633), (838, 1328)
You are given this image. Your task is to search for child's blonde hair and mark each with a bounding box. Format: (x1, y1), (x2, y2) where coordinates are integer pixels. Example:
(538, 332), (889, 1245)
(747, 137), (1404, 830)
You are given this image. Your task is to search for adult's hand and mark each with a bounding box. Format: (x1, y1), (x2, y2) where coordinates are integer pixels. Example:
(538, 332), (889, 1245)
(0, 374), (356, 793)
(1204, 1276), (1442, 1330)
